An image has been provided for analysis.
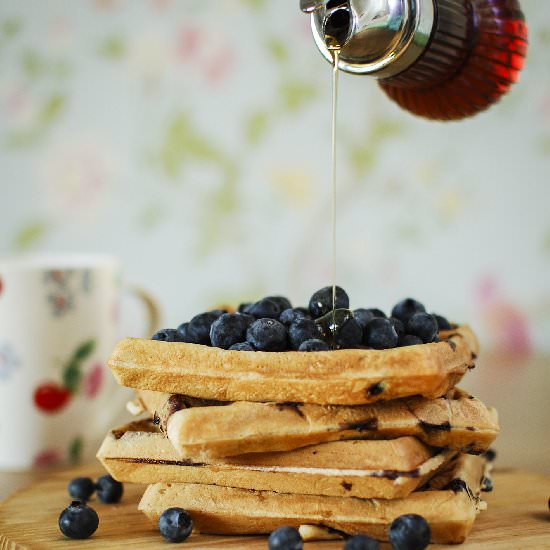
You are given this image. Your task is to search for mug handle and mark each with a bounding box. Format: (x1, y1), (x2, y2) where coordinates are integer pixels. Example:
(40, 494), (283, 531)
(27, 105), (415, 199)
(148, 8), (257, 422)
(125, 286), (161, 337)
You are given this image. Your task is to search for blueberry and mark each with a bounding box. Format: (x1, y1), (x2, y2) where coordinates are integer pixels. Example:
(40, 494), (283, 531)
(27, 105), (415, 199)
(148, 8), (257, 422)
(268, 526), (303, 550)
(389, 514), (431, 550)
(96, 474), (123, 504)
(209, 309), (227, 317)
(280, 308), (309, 326)
(152, 329), (181, 342)
(484, 448), (497, 462)
(185, 312), (221, 345)
(247, 318), (288, 351)
(432, 313), (451, 330)
(68, 477), (95, 501)
(248, 298), (282, 319)
(407, 313), (438, 343)
(364, 318), (398, 349)
(389, 317), (405, 339)
(309, 286), (349, 318)
(289, 318), (322, 350)
(229, 342), (256, 351)
(58, 501), (99, 539)
(481, 476), (493, 492)
(391, 298), (426, 324)
(265, 295), (292, 312)
(210, 313), (249, 349)
(353, 309), (376, 330)
(344, 534), (380, 550)
(366, 308), (386, 318)
(236, 312), (255, 326)
(316, 309), (362, 349)
(175, 323), (197, 343)
(298, 338), (330, 351)
(158, 507), (193, 543)
(238, 302), (252, 313)
(399, 334), (423, 346)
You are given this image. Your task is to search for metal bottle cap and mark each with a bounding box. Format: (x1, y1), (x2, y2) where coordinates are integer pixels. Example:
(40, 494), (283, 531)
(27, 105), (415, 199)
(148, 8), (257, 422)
(302, 0), (435, 78)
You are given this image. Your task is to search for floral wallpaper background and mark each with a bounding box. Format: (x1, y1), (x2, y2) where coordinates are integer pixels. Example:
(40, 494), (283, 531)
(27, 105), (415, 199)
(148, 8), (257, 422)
(0, 0), (549, 471)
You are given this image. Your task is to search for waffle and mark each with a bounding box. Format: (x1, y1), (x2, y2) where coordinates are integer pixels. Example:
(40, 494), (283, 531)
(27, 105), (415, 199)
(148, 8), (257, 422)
(138, 453), (486, 544)
(130, 387), (497, 459)
(108, 326), (478, 405)
(97, 419), (455, 499)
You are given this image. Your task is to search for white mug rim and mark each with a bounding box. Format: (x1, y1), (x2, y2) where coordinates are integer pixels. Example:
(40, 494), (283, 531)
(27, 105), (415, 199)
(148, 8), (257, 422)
(0, 253), (121, 271)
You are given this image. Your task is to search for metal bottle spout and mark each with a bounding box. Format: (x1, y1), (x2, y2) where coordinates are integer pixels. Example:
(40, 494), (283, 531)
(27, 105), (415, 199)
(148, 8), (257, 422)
(301, 0), (435, 78)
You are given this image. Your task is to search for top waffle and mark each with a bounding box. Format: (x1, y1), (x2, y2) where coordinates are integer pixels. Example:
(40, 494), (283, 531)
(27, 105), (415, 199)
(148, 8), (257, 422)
(108, 325), (478, 405)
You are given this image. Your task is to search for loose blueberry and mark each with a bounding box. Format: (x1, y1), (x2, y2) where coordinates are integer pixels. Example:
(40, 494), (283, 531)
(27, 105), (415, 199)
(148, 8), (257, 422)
(309, 286), (349, 318)
(399, 334), (423, 347)
(344, 534), (380, 550)
(353, 308), (376, 330)
(481, 476), (493, 492)
(391, 298), (426, 324)
(298, 338), (330, 351)
(364, 318), (399, 349)
(289, 318), (322, 350)
(186, 312), (221, 345)
(389, 317), (405, 339)
(484, 448), (497, 462)
(152, 329), (181, 342)
(158, 507), (193, 543)
(433, 313), (452, 330)
(407, 313), (438, 343)
(229, 342), (256, 351)
(268, 526), (303, 550)
(265, 295), (292, 312)
(96, 474), (123, 504)
(248, 298), (282, 319)
(247, 318), (288, 351)
(68, 477), (95, 501)
(58, 501), (99, 540)
(280, 308), (309, 326)
(389, 514), (431, 550)
(210, 313), (249, 349)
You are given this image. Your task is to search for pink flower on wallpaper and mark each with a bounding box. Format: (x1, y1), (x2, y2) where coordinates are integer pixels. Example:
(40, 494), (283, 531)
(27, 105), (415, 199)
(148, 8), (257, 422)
(43, 140), (114, 217)
(476, 275), (532, 362)
(83, 363), (104, 399)
(1, 84), (36, 127)
(176, 24), (236, 86)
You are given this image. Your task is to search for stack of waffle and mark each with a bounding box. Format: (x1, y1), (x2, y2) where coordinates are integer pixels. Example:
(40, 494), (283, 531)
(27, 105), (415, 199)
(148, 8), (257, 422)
(97, 324), (498, 544)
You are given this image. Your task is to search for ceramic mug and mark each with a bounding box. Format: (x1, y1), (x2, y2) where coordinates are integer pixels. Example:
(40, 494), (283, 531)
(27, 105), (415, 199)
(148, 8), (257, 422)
(0, 254), (159, 470)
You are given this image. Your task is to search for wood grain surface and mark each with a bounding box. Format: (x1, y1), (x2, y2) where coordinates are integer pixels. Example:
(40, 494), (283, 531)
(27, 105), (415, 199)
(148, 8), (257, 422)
(0, 467), (549, 549)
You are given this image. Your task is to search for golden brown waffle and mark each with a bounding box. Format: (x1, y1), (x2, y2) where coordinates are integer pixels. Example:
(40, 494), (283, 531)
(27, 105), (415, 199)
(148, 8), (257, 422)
(108, 326), (478, 405)
(138, 453), (486, 544)
(97, 419), (455, 499)
(131, 387), (497, 459)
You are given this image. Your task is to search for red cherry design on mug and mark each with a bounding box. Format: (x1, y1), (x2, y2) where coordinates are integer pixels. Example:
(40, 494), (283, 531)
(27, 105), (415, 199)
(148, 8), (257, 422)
(0, 275), (4, 297)
(33, 381), (71, 413)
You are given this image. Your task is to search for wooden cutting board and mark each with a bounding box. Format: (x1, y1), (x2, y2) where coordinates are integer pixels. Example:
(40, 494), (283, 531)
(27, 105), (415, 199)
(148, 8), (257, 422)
(0, 467), (549, 549)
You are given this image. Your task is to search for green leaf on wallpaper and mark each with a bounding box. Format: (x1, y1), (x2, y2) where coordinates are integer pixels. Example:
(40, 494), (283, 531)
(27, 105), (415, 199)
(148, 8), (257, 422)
(538, 29), (550, 45)
(245, 111), (270, 145)
(350, 147), (375, 177)
(13, 221), (48, 250)
(539, 136), (550, 156)
(22, 49), (46, 78)
(137, 203), (166, 231)
(279, 80), (316, 112)
(98, 35), (126, 59)
(265, 38), (289, 64)
(39, 94), (66, 125)
(157, 114), (227, 178)
(371, 118), (405, 140)
(241, 0), (266, 10)
(1, 18), (22, 39)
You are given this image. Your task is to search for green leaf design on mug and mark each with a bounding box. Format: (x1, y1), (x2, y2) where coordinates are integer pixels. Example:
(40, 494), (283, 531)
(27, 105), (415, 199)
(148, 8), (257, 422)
(62, 340), (96, 394)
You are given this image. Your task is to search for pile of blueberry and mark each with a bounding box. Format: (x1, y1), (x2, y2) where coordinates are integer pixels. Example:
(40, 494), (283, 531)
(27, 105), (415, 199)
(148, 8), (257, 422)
(268, 513), (431, 549)
(58, 475), (123, 540)
(152, 286), (452, 352)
